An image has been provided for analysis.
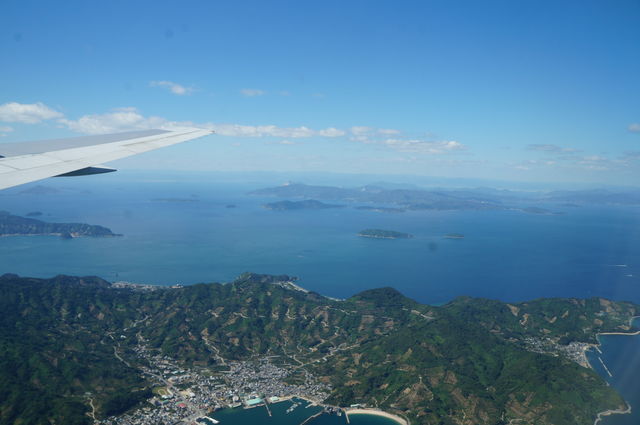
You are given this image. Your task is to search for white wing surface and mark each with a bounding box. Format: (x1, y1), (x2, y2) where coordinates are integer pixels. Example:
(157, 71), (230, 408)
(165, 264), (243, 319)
(0, 127), (212, 190)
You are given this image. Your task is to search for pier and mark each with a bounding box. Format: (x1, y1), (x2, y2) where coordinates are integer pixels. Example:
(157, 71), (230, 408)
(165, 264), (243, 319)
(299, 410), (324, 425)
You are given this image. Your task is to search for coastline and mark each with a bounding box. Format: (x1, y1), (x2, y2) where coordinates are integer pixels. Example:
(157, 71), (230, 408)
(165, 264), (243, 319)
(346, 408), (409, 425)
(594, 403), (631, 425)
(590, 316), (640, 425)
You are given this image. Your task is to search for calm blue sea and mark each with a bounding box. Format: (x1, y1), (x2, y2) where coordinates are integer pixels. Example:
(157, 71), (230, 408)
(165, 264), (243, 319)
(587, 318), (640, 425)
(208, 398), (397, 425)
(1, 177), (639, 424)
(1, 180), (639, 305)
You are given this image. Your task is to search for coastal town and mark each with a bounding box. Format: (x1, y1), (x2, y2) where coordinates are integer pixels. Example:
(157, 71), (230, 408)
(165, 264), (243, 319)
(97, 342), (334, 425)
(521, 336), (595, 368)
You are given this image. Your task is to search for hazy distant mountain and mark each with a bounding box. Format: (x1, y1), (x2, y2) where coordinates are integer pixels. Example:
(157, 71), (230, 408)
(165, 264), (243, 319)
(250, 183), (506, 211)
(543, 189), (640, 205)
(251, 183), (640, 209)
(263, 199), (345, 210)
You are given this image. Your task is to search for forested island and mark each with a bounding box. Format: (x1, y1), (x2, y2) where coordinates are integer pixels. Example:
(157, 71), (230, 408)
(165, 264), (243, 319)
(1, 272), (637, 425)
(0, 211), (120, 238)
(358, 229), (413, 239)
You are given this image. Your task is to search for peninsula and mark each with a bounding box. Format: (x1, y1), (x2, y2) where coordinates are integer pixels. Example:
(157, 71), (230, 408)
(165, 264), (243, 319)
(0, 211), (121, 238)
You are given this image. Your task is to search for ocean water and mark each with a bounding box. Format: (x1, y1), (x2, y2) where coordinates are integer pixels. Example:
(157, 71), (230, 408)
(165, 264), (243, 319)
(587, 318), (640, 425)
(1, 180), (639, 305)
(208, 399), (398, 425)
(1, 178), (639, 424)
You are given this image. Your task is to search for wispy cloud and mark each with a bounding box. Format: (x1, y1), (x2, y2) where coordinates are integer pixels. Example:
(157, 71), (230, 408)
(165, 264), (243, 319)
(54, 108), (348, 139)
(0, 125), (13, 137)
(150, 80), (194, 95)
(350, 126), (372, 135)
(318, 127), (345, 137)
(0, 102), (63, 123)
(3, 102), (465, 158)
(58, 107), (168, 134)
(629, 123), (640, 133)
(346, 126), (462, 154)
(526, 144), (578, 153)
(207, 124), (343, 138)
(382, 139), (466, 154)
(240, 88), (265, 97)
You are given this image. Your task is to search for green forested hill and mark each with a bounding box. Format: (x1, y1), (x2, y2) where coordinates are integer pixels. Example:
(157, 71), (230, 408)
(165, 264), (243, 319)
(0, 273), (637, 425)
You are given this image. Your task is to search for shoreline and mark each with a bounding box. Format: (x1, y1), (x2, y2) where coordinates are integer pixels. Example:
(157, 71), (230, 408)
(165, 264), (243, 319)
(594, 402), (632, 425)
(346, 408), (409, 425)
(590, 316), (639, 425)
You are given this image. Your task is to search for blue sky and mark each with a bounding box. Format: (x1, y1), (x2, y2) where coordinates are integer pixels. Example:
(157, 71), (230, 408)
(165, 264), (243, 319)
(1, 0), (639, 185)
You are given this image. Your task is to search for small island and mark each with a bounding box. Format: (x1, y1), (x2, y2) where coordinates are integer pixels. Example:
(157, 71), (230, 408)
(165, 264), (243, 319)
(444, 233), (465, 239)
(358, 229), (413, 239)
(0, 211), (121, 238)
(263, 200), (345, 211)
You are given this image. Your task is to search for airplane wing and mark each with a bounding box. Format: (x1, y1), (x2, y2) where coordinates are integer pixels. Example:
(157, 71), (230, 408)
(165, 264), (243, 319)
(0, 127), (212, 190)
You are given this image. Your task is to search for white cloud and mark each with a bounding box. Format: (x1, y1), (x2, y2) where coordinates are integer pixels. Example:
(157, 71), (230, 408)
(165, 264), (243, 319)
(629, 123), (640, 133)
(318, 127), (345, 137)
(0, 102), (63, 123)
(206, 123), (346, 139)
(378, 128), (400, 135)
(150, 80), (194, 95)
(382, 139), (467, 154)
(56, 106), (457, 157)
(56, 106), (349, 139)
(350, 126), (372, 135)
(240, 88), (265, 97)
(347, 126), (462, 154)
(58, 107), (169, 134)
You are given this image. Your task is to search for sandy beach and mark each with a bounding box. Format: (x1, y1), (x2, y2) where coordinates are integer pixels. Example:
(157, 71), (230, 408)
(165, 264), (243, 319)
(346, 408), (409, 425)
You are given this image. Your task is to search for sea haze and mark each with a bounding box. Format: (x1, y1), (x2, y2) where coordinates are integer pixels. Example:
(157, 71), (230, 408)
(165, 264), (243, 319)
(1, 176), (638, 306)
